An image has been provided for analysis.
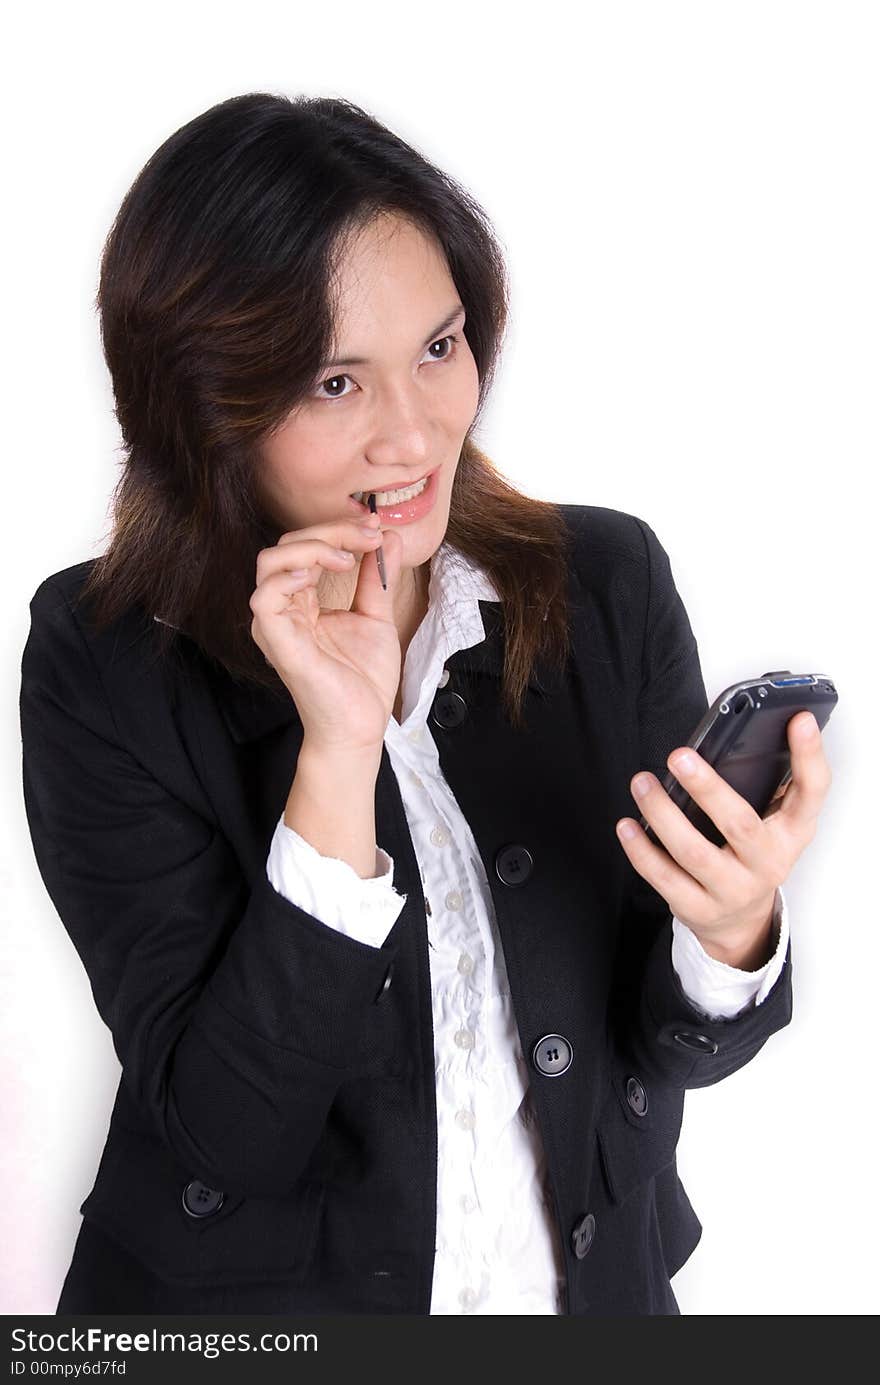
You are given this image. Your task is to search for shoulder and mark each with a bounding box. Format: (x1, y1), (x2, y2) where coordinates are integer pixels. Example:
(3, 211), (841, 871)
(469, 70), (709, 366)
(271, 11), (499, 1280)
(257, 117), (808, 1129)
(21, 561), (217, 826)
(555, 502), (670, 586)
(26, 559), (157, 652)
(29, 558), (108, 614)
(552, 504), (694, 675)
(27, 559), (102, 628)
(25, 561), (104, 673)
(23, 559), (172, 718)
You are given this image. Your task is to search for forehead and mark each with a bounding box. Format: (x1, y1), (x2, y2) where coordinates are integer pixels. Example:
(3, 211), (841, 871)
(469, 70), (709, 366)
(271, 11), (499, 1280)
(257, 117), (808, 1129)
(331, 214), (455, 325)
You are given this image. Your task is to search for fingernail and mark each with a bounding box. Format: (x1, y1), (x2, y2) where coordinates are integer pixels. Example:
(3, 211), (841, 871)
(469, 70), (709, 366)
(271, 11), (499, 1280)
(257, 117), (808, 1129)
(799, 712), (817, 737)
(335, 549), (355, 562)
(632, 774), (652, 798)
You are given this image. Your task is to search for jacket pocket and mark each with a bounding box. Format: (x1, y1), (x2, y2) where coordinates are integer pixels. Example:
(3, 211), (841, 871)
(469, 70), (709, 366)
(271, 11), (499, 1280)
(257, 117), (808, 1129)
(594, 1054), (686, 1207)
(79, 1122), (325, 1288)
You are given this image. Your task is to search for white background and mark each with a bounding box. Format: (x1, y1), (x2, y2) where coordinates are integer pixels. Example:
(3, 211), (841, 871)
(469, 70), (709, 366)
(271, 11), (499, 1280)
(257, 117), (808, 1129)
(2, 0), (876, 1316)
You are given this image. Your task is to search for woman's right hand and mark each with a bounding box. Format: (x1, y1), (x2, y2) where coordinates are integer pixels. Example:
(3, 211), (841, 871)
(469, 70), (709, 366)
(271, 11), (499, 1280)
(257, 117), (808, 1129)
(249, 513), (406, 755)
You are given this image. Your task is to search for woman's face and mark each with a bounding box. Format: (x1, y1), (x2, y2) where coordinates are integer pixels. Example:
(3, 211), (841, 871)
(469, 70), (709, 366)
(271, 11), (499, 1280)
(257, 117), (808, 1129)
(258, 213), (480, 592)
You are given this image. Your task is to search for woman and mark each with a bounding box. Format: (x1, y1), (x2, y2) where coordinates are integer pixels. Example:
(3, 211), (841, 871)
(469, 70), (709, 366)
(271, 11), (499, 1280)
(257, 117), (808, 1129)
(19, 93), (830, 1315)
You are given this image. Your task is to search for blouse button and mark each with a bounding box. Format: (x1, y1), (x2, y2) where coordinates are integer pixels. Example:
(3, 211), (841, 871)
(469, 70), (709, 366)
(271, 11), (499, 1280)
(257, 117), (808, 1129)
(460, 1194), (476, 1214)
(446, 890), (463, 911)
(458, 1286), (478, 1311)
(455, 1109), (476, 1131)
(454, 1028), (475, 1050)
(430, 825), (450, 847)
(457, 952), (474, 975)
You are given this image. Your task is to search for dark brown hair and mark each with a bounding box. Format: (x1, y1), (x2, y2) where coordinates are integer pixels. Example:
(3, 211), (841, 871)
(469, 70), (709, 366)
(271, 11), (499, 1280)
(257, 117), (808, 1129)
(77, 92), (573, 730)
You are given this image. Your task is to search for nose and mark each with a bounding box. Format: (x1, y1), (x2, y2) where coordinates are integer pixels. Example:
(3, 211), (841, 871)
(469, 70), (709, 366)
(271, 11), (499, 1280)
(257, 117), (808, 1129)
(367, 385), (432, 468)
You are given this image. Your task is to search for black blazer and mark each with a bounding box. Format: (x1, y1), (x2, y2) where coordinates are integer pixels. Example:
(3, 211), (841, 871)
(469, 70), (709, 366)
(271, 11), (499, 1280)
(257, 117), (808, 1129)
(19, 503), (793, 1316)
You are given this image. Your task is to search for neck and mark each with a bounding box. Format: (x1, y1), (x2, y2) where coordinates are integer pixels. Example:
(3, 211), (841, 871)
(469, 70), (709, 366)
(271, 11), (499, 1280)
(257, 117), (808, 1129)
(394, 562), (430, 653)
(317, 559), (430, 646)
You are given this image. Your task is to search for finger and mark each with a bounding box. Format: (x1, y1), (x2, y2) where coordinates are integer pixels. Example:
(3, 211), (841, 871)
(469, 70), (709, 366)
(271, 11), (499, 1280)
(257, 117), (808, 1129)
(664, 746), (769, 873)
(615, 813), (715, 926)
(249, 567), (320, 624)
(628, 766), (739, 897)
(774, 711), (833, 836)
(277, 515), (382, 546)
(255, 525), (383, 585)
(349, 523), (403, 620)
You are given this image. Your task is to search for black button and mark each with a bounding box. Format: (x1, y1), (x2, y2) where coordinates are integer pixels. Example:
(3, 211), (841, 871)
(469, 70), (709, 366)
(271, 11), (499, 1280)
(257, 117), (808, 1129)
(373, 962), (394, 1003)
(495, 844), (533, 886)
(430, 690), (468, 728)
(532, 1033), (573, 1076)
(625, 1075), (648, 1116)
(571, 1212), (596, 1259)
(182, 1180), (224, 1218)
(673, 1030), (719, 1055)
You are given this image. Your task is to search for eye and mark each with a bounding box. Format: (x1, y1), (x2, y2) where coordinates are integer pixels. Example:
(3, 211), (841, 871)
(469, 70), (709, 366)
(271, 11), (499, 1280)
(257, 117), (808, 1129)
(313, 334), (461, 402)
(425, 333), (457, 362)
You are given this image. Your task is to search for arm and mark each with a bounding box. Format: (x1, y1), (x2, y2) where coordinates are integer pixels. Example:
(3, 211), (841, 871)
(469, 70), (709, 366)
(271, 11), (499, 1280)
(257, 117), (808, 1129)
(284, 741), (385, 880)
(671, 883), (789, 1020)
(610, 518), (793, 1087)
(20, 577), (400, 1199)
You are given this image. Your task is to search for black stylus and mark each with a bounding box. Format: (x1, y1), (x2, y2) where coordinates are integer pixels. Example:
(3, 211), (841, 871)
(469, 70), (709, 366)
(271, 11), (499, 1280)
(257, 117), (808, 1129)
(367, 493), (387, 590)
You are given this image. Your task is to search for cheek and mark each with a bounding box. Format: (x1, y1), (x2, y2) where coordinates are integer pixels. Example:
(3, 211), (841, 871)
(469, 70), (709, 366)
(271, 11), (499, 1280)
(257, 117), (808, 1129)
(262, 419), (335, 490)
(256, 425), (344, 527)
(451, 350), (481, 422)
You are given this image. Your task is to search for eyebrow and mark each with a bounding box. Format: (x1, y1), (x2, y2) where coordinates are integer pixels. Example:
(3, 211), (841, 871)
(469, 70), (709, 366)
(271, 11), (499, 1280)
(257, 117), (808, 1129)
(321, 303), (466, 370)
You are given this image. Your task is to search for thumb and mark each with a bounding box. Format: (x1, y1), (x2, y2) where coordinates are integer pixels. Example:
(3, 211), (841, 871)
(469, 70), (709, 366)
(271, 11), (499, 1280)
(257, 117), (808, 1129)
(350, 524), (405, 620)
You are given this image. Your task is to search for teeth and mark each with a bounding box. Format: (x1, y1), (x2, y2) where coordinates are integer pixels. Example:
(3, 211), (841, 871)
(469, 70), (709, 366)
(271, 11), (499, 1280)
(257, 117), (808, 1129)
(351, 475), (429, 506)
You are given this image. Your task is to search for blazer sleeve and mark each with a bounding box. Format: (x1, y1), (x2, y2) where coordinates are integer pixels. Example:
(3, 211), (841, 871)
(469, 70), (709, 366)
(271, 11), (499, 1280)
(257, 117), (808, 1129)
(19, 576), (400, 1199)
(611, 517), (794, 1088)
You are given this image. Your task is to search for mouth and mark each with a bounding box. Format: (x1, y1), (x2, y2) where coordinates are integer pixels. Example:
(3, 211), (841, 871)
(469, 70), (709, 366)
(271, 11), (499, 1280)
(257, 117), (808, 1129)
(349, 467), (437, 509)
(348, 466), (441, 523)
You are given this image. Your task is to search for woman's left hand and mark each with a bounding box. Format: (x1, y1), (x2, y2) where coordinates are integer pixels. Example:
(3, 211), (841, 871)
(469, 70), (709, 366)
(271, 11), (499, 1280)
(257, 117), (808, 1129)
(615, 710), (833, 967)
